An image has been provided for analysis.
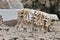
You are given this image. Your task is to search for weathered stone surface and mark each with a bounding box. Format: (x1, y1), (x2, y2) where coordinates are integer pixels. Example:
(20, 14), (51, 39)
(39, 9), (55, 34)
(0, 0), (24, 9)
(0, 15), (3, 26)
(0, 0), (9, 9)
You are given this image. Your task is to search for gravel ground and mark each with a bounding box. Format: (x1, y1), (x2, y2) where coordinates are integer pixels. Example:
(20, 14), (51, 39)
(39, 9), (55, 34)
(0, 20), (60, 40)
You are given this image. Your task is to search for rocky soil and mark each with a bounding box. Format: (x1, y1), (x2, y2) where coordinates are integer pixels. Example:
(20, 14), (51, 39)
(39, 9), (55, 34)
(0, 20), (60, 40)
